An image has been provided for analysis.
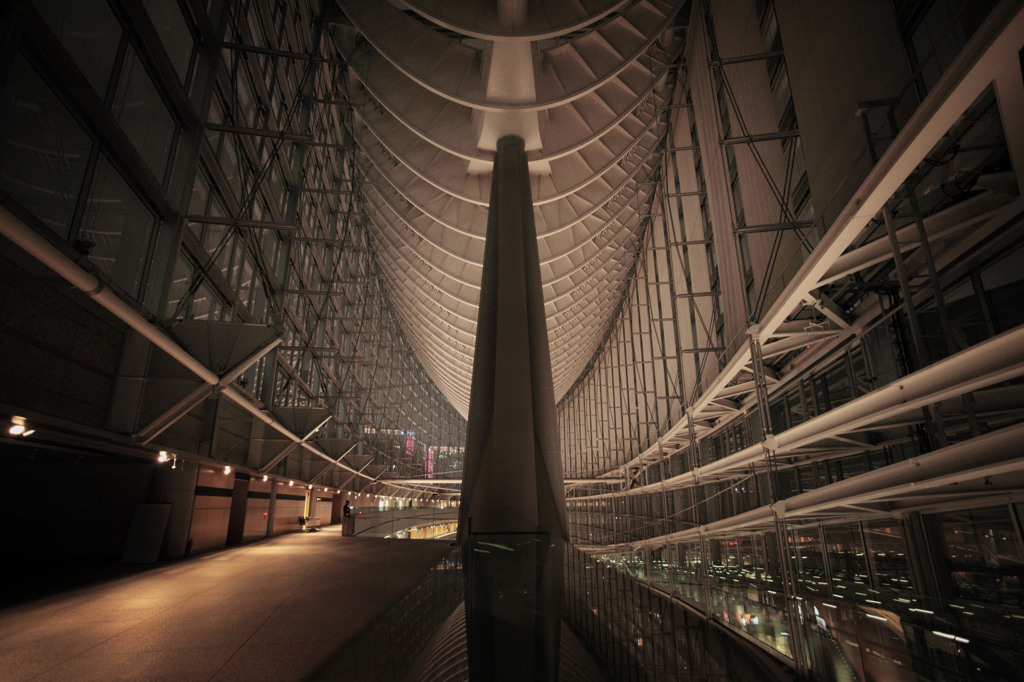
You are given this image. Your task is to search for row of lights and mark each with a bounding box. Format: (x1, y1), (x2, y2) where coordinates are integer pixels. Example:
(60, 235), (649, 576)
(155, 451), (457, 503)
(9, 425), (454, 503)
(7, 417), (454, 501)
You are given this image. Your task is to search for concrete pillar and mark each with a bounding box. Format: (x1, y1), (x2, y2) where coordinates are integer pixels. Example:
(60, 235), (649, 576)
(265, 478), (278, 538)
(459, 135), (567, 681)
(331, 493), (342, 525)
(151, 460), (199, 559)
(226, 472), (250, 546)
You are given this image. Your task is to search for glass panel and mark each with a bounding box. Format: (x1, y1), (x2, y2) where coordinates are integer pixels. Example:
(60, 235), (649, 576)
(237, 255), (254, 310)
(938, 278), (988, 350)
(33, 0), (122, 97)
(110, 45), (175, 180)
(164, 253), (193, 319)
(0, 56), (92, 238)
(824, 522), (870, 595)
(141, 0), (195, 83)
(191, 281), (224, 320)
(78, 156), (155, 296)
(981, 243), (1024, 334)
(932, 506), (1024, 603)
(824, 363), (852, 407)
(790, 527), (828, 596)
(863, 521), (914, 595)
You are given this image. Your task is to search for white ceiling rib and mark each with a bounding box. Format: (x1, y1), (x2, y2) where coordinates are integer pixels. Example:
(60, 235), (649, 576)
(398, 0), (631, 41)
(342, 0), (679, 111)
(334, 0), (686, 415)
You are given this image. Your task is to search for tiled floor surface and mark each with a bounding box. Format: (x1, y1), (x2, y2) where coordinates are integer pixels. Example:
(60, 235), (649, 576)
(0, 528), (452, 681)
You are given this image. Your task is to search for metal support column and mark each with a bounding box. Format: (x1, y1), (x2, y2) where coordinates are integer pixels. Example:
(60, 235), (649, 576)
(748, 326), (806, 674)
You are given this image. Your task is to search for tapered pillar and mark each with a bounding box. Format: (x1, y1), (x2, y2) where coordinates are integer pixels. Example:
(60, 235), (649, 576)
(459, 135), (567, 680)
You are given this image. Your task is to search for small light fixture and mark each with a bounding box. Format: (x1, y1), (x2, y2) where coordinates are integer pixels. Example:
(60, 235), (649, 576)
(224, 465), (232, 475)
(156, 450), (178, 469)
(263, 474), (269, 482)
(8, 416), (33, 437)
(307, 484), (313, 490)
(289, 480), (294, 486)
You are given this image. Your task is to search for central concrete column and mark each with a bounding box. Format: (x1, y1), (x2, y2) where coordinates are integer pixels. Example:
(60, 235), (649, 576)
(459, 135), (567, 681)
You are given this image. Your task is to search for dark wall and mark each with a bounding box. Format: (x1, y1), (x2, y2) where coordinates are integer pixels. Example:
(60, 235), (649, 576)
(0, 444), (154, 562)
(0, 249), (126, 427)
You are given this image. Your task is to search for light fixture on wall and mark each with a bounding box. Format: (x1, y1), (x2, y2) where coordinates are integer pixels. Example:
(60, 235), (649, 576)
(156, 450), (178, 469)
(263, 474), (269, 482)
(224, 465), (232, 475)
(7, 416), (35, 437)
(289, 480), (294, 486)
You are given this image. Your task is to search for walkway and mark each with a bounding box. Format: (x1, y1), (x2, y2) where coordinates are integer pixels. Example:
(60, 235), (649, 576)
(0, 527), (453, 680)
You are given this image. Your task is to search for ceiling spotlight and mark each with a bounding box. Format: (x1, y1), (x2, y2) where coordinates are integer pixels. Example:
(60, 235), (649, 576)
(224, 465), (232, 474)
(263, 474), (269, 482)
(307, 484), (313, 490)
(158, 451), (169, 462)
(289, 480), (294, 486)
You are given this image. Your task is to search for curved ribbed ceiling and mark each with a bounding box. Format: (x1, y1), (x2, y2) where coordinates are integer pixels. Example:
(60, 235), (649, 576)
(331, 0), (686, 415)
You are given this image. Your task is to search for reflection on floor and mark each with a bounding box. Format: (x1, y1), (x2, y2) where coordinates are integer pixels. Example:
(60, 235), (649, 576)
(388, 521), (459, 540)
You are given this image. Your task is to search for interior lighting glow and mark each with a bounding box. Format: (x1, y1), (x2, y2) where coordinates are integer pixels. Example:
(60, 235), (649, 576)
(158, 451), (169, 462)
(263, 475), (268, 482)
(7, 415), (34, 436)
(224, 465), (231, 474)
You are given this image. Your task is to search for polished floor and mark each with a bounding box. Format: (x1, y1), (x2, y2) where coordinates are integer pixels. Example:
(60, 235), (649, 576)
(0, 527), (453, 681)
